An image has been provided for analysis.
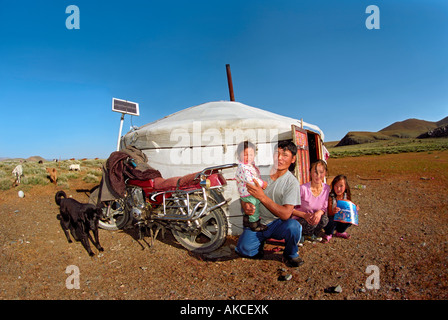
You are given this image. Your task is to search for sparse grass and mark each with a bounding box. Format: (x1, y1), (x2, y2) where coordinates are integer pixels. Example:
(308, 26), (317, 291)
(0, 159), (104, 191)
(22, 174), (48, 186)
(83, 174), (100, 183)
(327, 137), (448, 158)
(0, 178), (11, 191)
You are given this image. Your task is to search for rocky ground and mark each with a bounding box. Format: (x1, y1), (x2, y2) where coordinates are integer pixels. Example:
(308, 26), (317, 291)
(1, 151), (447, 303)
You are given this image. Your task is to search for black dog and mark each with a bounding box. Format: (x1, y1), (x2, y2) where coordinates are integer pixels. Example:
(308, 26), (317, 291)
(55, 191), (103, 256)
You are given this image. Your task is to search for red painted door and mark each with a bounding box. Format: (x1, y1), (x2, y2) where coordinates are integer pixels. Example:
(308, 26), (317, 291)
(292, 125), (310, 185)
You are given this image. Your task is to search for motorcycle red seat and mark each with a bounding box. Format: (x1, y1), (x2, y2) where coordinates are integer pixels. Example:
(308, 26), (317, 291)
(153, 172), (200, 191)
(128, 172), (200, 191)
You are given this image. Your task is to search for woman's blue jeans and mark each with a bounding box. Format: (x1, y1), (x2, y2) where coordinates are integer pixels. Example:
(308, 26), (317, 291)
(235, 218), (302, 259)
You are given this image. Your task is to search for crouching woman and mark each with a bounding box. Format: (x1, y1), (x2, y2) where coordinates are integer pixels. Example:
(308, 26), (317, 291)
(292, 160), (330, 241)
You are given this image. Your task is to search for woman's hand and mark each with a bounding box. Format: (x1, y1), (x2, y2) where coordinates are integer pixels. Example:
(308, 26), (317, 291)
(302, 212), (315, 225)
(308, 210), (324, 226)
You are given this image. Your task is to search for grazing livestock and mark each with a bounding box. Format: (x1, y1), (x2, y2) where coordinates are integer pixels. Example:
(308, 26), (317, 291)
(69, 164), (81, 171)
(46, 167), (58, 185)
(12, 165), (23, 185)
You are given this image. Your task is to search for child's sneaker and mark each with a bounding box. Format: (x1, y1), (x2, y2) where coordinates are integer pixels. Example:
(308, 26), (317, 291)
(243, 215), (267, 232)
(297, 236), (304, 247)
(334, 232), (351, 239)
(304, 235), (322, 242)
(250, 221), (268, 232)
(321, 234), (332, 243)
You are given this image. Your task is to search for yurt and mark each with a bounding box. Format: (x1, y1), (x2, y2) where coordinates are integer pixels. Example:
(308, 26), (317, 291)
(120, 101), (326, 235)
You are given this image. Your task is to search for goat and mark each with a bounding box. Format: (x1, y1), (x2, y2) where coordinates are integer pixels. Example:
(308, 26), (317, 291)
(12, 165), (23, 185)
(69, 164), (81, 171)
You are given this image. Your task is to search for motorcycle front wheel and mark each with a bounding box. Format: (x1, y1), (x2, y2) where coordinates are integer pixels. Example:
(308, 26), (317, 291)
(171, 191), (228, 254)
(98, 199), (129, 231)
(89, 185), (129, 231)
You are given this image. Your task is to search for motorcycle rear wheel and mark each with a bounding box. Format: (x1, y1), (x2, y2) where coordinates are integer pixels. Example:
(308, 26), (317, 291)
(171, 191), (228, 254)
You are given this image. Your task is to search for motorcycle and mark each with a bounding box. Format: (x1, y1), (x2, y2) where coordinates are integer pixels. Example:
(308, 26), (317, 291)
(90, 163), (237, 254)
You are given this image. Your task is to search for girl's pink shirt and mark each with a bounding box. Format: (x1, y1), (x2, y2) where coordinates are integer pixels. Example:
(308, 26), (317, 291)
(293, 182), (330, 215)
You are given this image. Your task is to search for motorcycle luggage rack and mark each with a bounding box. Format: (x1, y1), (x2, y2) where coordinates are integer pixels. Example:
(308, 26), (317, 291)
(151, 163), (237, 221)
(157, 188), (208, 221)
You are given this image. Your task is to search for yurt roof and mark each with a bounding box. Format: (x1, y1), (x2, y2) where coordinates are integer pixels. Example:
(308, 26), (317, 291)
(122, 101), (324, 149)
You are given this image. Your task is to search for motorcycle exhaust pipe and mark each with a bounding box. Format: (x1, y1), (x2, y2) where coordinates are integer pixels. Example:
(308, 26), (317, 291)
(205, 200), (227, 213)
(205, 196), (233, 214)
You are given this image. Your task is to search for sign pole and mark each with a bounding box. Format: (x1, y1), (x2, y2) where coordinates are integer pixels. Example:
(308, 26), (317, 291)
(116, 113), (125, 151)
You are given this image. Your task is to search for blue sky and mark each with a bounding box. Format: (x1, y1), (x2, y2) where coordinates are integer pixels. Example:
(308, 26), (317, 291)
(1, 0), (447, 159)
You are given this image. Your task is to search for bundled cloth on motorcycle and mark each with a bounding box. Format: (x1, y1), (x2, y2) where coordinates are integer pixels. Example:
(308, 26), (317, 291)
(106, 151), (162, 197)
(121, 145), (154, 171)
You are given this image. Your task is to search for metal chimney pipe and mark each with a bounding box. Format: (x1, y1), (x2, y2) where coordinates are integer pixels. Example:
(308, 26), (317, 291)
(226, 64), (235, 101)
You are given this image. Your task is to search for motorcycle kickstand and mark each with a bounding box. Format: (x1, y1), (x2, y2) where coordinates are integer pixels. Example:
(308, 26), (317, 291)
(148, 223), (166, 247)
(135, 223), (151, 250)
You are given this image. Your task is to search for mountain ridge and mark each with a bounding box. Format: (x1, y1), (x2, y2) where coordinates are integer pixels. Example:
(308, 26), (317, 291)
(335, 116), (448, 147)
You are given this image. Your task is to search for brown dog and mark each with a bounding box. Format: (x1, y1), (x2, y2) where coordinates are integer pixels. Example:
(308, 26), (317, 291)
(55, 191), (103, 256)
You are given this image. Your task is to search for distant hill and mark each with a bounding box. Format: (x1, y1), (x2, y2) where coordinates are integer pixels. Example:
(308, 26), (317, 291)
(336, 117), (447, 147)
(379, 118), (436, 132)
(0, 156), (47, 162)
(436, 116), (448, 127)
(27, 156), (47, 162)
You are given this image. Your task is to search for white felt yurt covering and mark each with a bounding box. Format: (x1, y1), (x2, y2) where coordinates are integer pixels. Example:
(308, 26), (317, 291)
(121, 101), (324, 235)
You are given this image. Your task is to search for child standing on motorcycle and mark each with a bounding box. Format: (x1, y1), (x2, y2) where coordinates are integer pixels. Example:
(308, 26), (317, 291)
(235, 141), (268, 232)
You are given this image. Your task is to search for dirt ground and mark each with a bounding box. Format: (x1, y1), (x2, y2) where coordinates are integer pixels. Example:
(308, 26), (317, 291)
(1, 151), (447, 301)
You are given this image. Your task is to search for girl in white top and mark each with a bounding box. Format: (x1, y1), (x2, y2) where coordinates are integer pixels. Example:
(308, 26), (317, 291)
(235, 141), (268, 231)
